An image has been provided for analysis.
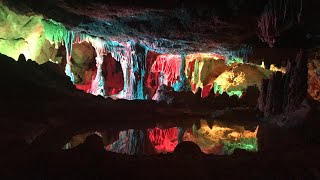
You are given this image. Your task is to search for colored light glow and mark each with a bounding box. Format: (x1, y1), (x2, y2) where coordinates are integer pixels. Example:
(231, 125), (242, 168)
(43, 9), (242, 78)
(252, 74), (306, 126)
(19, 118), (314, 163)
(150, 54), (181, 86)
(226, 57), (243, 66)
(308, 60), (320, 101)
(64, 121), (258, 155)
(62, 131), (103, 149)
(42, 19), (70, 49)
(183, 120), (258, 154)
(20, 24), (45, 60)
(40, 18), (254, 100)
(184, 53), (229, 97)
(90, 54), (105, 96)
(186, 53), (226, 62)
(213, 70), (246, 97)
(148, 127), (180, 153)
(0, 5), (256, 101)
(0, 5), (45, 61)
(260, 61), (286, 74)
(105, 129), (144, 155)
(0, 9), (266, 101)
(99, 120), (258, 155)
(260, 61), (266, 69)
(65, 63), (75, 83)
(42, 20), (150, 99)
(270, 64), (286, 74)
(43, 19), (76, 82)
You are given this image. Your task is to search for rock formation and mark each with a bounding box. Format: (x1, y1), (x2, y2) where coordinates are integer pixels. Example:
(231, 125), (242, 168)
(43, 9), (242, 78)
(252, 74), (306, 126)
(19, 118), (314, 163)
(308, 58), (320, 101)
(258, 50), (310, 126)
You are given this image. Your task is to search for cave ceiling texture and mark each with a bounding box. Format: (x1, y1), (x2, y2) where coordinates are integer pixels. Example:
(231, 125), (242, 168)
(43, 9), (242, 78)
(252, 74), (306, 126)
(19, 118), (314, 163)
(2, 0), (319, 53)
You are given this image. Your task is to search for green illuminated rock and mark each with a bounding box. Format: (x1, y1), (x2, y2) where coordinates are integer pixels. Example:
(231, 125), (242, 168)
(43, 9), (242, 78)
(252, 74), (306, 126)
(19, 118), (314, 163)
(223, 137), (258, 155)
(0, 4), (58, 64)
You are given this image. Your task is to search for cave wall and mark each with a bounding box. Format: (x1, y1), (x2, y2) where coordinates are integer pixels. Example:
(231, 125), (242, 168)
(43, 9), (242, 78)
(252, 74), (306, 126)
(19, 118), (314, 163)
(258, 50), (310, 126)
(0, 2), (310, 103)
(0, 6), (278, 101)
(0, 4), (57, 63)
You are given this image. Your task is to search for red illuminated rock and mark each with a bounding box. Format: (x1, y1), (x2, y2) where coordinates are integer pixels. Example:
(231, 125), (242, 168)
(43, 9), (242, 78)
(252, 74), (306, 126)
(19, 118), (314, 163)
(308, 59), (320, 101)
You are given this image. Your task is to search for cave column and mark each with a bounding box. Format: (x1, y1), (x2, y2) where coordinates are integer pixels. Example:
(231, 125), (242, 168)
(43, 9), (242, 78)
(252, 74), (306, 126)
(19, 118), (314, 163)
(131, 43), (148, 100)
(90, 51), (105, 96)
(119, 41), (147, 100)
(173, 53), (191, 91)
(64, 32), (75, 83)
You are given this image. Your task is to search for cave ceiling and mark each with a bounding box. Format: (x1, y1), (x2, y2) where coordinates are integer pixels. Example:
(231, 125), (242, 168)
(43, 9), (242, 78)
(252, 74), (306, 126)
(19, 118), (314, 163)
(2, 0), (320, 54)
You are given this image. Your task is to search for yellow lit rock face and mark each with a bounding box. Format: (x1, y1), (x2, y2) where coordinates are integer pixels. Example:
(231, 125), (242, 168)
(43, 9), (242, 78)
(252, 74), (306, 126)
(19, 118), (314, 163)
(214, 64), (270, 93)
(270, 64), (286, 74)
(261, 61), (286, 74)
(0, 4), (56, 63)
(185, 53), (231, 93)
(65, 132), (93, 149)
(184, 53), (282, 97)
(183, 120), (258, 154)
(63, 132), (103, 149)
(214, 70), (245, 92)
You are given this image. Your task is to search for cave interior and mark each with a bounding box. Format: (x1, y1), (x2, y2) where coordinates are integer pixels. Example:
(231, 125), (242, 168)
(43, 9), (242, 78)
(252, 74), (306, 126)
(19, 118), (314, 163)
(0, 0), (320, 179)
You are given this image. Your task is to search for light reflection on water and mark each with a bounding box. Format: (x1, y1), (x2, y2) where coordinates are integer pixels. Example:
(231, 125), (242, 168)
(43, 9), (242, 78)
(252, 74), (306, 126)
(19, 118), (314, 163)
(63, 119), (258, 155)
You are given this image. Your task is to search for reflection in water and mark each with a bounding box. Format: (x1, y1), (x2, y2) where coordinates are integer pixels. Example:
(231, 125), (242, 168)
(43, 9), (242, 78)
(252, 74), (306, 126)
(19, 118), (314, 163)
(63, 131), (102, 149)
(148, 127), (182, 153)
(183, 120), (258, 155)
(105, 130), (145, 155)
(63, 120), (258, 155)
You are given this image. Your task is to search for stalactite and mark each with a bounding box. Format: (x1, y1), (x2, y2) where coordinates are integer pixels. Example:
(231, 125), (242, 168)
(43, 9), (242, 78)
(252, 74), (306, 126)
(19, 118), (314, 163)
(225, 46), (252, 64)
(42, 20), (76, 82)
(257, 0), (303, 47)
(42, 19), (265, 101)
(90, 54), (105, 96)
(257, 6), (277, 48)
(131, 42), (148, 100)
(114, 41), (148, 100)
(185, 53), (236, 98)
(172, 53), (191, 92)
(150, 54), (182, 101)
(42, 20), (136, 98)
(151, 55), (181, 86)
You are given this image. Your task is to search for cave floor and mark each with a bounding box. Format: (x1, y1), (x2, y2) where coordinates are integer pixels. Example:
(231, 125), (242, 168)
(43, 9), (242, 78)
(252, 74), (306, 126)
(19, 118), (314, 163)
(2, 119), (320, 179)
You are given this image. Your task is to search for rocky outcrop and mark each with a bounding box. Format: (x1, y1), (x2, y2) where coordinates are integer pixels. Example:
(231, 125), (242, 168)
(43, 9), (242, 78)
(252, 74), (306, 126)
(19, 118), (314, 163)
(102, 53), (124, 95)
(0, 4), (57, 63)
(71, 42), (95, 83)
(173, 141), (202, 157)
(258, 50), (309, 126)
